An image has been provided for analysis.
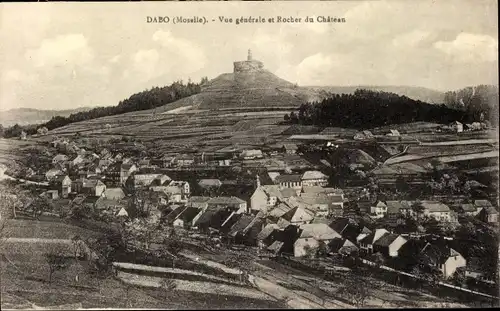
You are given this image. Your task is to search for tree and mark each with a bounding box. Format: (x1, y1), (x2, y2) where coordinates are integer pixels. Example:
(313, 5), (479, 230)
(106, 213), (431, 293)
(411, 200), (426, 221)
(450, 267), (467, 288)
(284, 114), (290, 122)
(45, 253), (71, 283)
(164, 240), (184, 269)
(30, 196), (52, 220)
(71, 235), (86, 260)
(338, 272), (371, 307)
(395, 176), (410, 193)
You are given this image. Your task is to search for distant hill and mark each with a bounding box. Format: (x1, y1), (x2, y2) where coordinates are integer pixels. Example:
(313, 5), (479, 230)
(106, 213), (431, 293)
(306, 85), (445, 104)
(0, 107), (92, 127)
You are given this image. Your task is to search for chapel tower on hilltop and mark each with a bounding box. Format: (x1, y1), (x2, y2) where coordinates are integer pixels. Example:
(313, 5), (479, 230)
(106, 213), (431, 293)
(234, 48), (264, 73)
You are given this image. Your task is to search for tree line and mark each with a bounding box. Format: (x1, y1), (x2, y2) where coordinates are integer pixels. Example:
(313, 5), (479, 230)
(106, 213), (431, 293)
(443, 85), (498, 125)
(0, 78), (206, 138)
(284, 89), (493, 129)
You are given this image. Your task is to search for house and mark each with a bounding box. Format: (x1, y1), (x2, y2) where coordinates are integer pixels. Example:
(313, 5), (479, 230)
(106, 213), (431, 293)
(386, 200), (414, 223)
(370, 201), (388, 219)
(250, 183), (294, 213)
(20, 131), (27, 140)
(188, 196), (211, 209)
(206, 196), (247, 214)
(102, 187), (126, 200)
(173, 206), (203, 228)
(450, 121), (463, 133)
(477, 206), (498, 224)
(128, 173), (162, 189)
(373, 233), (407, 257)
(45, 168), (63, 182)
(459, 203), (482, 216)
(294, 223), (341, 257)
(282, 144), (298, 154)
(70, 154), (87, 167)
(257, 223), (280, 249)
(169, 181), (190, 197)
(157, 186), (184, 203)
(420, 242), (466, 278)
(274, 174), (302, 192)
(421, 201), (452, 222)
(353, 130), (375, 140)
(52, 154), (69, 166)
(387, 129), (401, 137)
(97, 159), (113, 172)
(198, 179), (223, 189)
(175, 154), (195, 167)
(329, 218), (362, 242)
(149, 175), (172, 187)
(301, 171), (328, 187)
(41, 190), (59, 200)
(327, 238), (359, 256)
(106, 162), (137, 186)
(359, 229), (390, 254)
(278, 206), (314, 227)
(49, 175), (72, 198)
(159, 154), (176, 168)
(240, 149), (263, 160)
(78, 179), (106, 197)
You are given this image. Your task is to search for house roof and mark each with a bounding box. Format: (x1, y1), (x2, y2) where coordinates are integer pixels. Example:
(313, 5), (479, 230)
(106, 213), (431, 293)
(359, 229), (389, 245)
(373, 233), (405, 247)
(178, 206), (202, 223)
(299, 223), (341, 240)
(268, 202), (293, 218)
(328, 238), (358, 253)
(189, 196), (211, 204)
(240, 149), (263, 157)
(482, 205), (498, 215)
(421, 242), (462, 265)
(220, 213), (242, 234)
(103, 187), (125, 199)
(194, 208), (220, 227)
(386, 200), (412, 214)
(421, 201), (450, 213)
(267, 240), (284, 253)
(166, 206), (188, 222)
(302, 170), (327, 180)
(198, 179), (222, 187)
(280, 188), (298, 198)
(53, 154), (68, 162)
(283, 143), (298, 150)
(281, 206), (314, 223)
(275, 174), (302, 183)
(52, 175), (70, 183)
(302, 186), (344, 196)
(228, 214), (255, 237)
(257, 223), (280, 240)
(207, 196), (246, 205)
(82, 179), (105, 188)
(474, 200), (493, 208)
(460, 204), (477, 213)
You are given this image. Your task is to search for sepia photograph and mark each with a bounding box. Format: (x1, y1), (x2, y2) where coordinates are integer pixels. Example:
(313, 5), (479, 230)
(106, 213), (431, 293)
(0, 0), (498, 309)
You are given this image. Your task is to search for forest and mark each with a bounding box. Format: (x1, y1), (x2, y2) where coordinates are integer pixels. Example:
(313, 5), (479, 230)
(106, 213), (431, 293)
(443, 85), (498, 124)
(284, 89), (491, 129)
(1, 78), (206, 138)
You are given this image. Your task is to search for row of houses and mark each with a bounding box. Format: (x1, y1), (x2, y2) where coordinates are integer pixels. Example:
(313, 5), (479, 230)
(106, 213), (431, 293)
(363, 199), (498, 224)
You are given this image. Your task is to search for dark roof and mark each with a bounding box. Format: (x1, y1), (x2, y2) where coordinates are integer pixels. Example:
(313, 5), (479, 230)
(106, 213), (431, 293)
(228, 215), (255, 237)
(421, 241), (462, 265)
(275, 174), (302, 183)
(178, 206), (202, 223)
(373, 233), (402, 247)
(220, 213), (243, 234)
(166, 206), (188, 223)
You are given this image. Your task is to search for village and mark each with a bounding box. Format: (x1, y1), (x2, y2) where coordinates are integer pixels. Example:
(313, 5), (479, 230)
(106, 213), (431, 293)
(1, 113), (498, 309)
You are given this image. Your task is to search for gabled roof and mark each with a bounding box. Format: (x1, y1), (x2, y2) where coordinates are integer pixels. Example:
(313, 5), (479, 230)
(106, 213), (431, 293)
(207, 196), (246, 205)
(474, 200), (493, 208)
(302, 186), (344, 196)
(421, 201), (450, 213)
(269, 202), (293, 218)
(257, 223), (280, 241)
(166, 206), (188, 222)
(220, 213), (242, 234)
(299, 223), (341, 240)
(228, 214), (255, 237)
(281, 206), (314, 223)
(82, 179), (105, 188)
(267, 240), (284, 253)
(373, 233), (405, 247)
(198, 179), (222, 188)
(240, 149), (263, 157)
(421, 241), (463, 265)
(280, 188), (298, 198)
(386, 200), (412, 214)
(178, 206), (202, 223)
(275, 174), (302, 183)
(359, 228), (389, 245)
(189, 196), (211, 204)
(302, 170), (327, 180)
(52, 175), (70, 183)
(283, 143), (298, 150)
(460, 203), (477, 212)
(103, 187), (125, 199)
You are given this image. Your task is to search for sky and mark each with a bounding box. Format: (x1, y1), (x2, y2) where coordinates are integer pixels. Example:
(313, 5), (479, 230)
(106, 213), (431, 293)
(0, 0), (498, 111)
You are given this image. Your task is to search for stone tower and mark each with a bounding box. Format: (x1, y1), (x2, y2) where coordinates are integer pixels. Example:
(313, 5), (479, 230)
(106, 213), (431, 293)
(248, 49), (252, 61)
(234, 49), (264, 73)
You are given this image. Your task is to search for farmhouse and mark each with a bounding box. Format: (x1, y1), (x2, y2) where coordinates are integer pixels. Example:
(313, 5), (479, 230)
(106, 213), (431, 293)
(274, 174), (302, 192)
(449, 121), (463, 133)
(420, 242), (466, 278)
(301, 170), (328, 187)
(370, 200), (388, 219)
(240, 149), (263, 160)
(175, 154), (195, 167)
(477, 206), (498, 224)
(278, 206), (314, 227)
(421, 201), (452, 222)
(74, 179), (106, 197)
(359, 228), (390, 254)
(327, 238), (359, 256)
(294, 223), (341, 257)
(45, 168), (63, 182)
(282, 143), (298, 154)
(206, 196), (247, 214)
(49, 175), (72, 198)
(373, 233), (407, 257)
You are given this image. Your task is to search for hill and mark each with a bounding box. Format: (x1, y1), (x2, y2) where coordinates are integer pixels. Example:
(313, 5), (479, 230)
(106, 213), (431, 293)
(308, 85), (445, 104)
(0, 107), (92, 127)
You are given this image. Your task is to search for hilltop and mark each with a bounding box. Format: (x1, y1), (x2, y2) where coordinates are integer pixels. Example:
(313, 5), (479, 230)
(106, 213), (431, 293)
(0, 107), (92, 127)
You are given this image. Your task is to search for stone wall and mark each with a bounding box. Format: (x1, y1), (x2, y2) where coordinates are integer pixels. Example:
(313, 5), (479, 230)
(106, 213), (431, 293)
(233, 60), (264, 73)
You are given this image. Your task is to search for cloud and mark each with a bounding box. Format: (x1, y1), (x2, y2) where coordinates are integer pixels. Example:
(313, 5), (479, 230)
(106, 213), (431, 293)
(434, 33), (498, 62)
(109, 55), (122, 64)
(392, 30), (432, 48)
(152, 30), (206, 74)
(24, 34), (94, 68)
